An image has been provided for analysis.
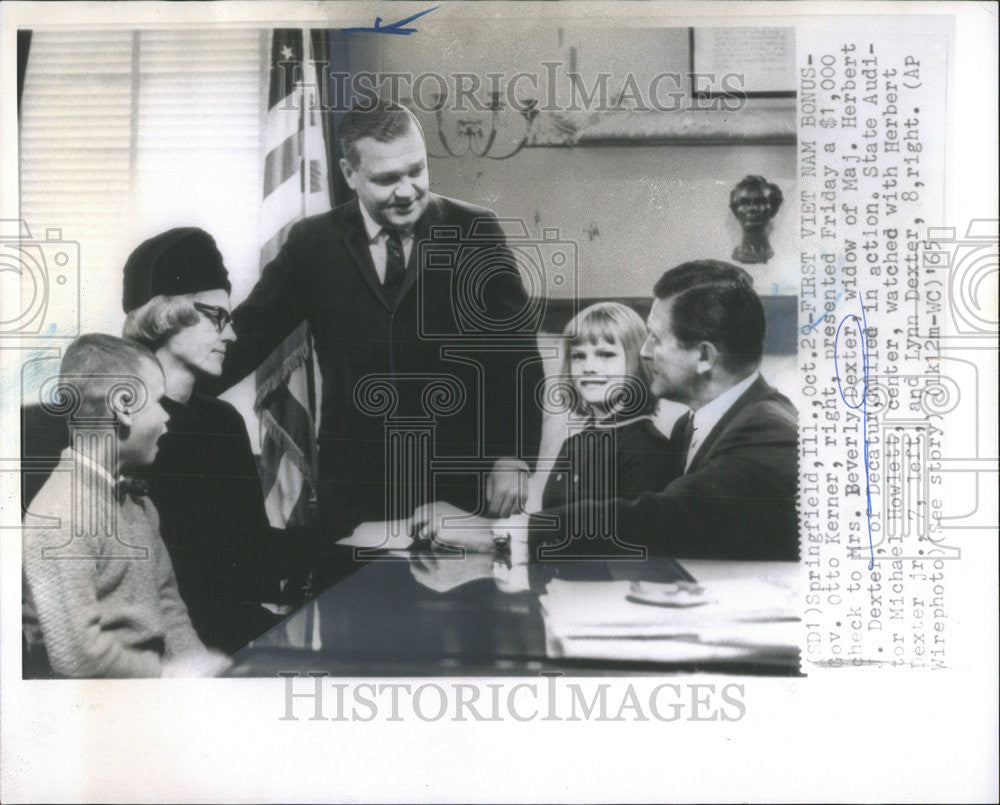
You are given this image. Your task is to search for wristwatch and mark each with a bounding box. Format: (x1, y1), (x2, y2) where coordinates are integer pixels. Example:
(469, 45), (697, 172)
(491, 525), (512, 552)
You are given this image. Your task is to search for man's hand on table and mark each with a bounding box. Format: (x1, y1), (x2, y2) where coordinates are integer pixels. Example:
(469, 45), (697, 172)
(408, 501), (496, 552)
(408, 540), (497, 592)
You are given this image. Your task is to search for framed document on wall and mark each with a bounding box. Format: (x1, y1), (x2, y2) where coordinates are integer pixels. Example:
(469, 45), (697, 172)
(690, 27), (796, 98)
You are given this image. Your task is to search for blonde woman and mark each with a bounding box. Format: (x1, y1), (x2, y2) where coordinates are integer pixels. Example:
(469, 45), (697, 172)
(122, 227), (299, 654)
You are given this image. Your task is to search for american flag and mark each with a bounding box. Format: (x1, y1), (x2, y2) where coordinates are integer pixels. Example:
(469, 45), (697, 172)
(254, 29), (329, 528)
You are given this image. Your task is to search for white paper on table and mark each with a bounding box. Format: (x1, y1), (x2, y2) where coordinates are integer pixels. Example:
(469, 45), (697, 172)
(544, 632), (798, 665)
(544, 629), (766, 664)
(336, 520), (414, 551)
(539, 578), (798, 641)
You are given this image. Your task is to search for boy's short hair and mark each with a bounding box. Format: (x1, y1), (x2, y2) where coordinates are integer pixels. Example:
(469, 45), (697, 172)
(57, 334), (160, 420)
(122, 294), (200, 349)
(560, 301), (657, 416)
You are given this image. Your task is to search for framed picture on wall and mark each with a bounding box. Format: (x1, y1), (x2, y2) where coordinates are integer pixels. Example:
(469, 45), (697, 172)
(689, 27), (796, 99)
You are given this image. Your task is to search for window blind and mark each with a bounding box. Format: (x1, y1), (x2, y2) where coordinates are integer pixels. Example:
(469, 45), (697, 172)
(18, 28), (265, 333)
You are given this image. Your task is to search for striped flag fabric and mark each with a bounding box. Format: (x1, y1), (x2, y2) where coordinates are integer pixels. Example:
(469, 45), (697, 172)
(255, 29), (330, 528)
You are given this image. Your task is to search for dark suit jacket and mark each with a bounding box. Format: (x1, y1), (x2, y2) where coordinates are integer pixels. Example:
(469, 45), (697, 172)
(529, 376), (799, 561)
(222, 194), (544, 533)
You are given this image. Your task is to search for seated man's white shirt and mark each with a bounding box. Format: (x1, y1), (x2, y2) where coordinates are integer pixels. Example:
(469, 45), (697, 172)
(686, 370), (760, 471)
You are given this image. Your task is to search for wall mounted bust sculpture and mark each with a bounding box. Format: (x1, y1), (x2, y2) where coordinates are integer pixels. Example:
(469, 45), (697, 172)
(729, 175), (783, 264)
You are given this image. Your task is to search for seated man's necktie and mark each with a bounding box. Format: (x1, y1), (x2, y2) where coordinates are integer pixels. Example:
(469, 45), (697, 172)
(675, 411), (695, 454)
(674, 411), (698, 472)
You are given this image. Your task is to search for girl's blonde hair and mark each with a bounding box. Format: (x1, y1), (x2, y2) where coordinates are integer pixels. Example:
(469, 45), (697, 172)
(559, 301), (656, 416)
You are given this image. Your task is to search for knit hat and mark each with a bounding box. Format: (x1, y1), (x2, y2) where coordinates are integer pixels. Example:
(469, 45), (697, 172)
(122, 227), (231, 313)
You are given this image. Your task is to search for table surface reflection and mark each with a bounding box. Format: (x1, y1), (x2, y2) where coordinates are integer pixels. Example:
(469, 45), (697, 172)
(229, 547), (801, 677)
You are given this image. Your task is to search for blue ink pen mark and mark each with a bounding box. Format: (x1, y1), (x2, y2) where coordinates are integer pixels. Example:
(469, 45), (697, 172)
(801, 291), (843, 334)
(342, 7), (439, 37)
(834, 305), (875, 570)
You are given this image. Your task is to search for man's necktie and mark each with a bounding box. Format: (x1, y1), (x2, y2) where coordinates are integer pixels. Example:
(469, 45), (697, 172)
(674, 411), (696, 473)
(382, 228), (407, 305)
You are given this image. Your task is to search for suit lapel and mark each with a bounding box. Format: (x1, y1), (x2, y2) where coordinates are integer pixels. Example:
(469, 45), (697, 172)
(687, 376), (770, 473)
(340, 196), (443, 311)
(341, 200), (392, 311)
(396, 195), (442, 305)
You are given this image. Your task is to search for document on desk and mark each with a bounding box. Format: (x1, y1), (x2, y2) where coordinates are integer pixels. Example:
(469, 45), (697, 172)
(337, 520), (414, 552)
(540, 577), (799, 661)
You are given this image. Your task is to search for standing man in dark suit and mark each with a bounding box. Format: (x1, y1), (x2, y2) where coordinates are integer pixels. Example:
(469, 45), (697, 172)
(221, 100), (543, 538)
(411, 260), (799, 562)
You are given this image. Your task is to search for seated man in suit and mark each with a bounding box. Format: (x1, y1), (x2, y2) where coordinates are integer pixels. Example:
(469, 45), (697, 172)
(410, 260), (799, 562)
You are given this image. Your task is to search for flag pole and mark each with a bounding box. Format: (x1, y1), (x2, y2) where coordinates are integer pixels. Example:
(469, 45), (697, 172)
(300, 26), (322, 516)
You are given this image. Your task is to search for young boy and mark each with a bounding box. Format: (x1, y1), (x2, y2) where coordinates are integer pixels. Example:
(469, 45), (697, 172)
(22, 334), (229, 678)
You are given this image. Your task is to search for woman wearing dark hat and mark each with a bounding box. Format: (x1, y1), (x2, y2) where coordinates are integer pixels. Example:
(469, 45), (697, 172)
(122, 227), (301, 654)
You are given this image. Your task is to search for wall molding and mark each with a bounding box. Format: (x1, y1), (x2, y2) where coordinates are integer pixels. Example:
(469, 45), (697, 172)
(529, 107), (796, 146)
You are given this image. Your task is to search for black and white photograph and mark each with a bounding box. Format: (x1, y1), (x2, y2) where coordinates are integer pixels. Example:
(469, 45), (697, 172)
(15, 17), (801, 679)
(0, 2), (996, 803)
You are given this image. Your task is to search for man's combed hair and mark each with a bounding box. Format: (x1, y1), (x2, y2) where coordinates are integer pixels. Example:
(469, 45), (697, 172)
(338, 98), (424, 165)
(653, 259), (753, 300)
(669, 281), (766, 372)
(122, 294), (200, 349)
(652, 260), (765, 372)
(58, 333), (159, 419)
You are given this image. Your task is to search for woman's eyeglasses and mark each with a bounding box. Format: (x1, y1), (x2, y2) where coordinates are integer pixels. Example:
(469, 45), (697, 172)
(193, 302), (233, 333)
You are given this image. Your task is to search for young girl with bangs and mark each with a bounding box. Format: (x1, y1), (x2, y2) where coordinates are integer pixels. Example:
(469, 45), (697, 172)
(541, 301), (679, 511)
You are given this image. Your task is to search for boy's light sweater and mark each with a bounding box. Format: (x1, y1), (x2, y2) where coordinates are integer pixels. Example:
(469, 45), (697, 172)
(23, 449), (210, 678)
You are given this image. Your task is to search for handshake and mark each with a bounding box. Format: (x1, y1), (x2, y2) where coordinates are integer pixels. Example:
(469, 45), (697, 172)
(341, 461), (530, 554)
(406, 458), (530, 551)
(407, 500), (499, 553)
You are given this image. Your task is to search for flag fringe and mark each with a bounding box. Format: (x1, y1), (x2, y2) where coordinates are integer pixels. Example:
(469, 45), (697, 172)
(259, 408), (314, 483)
(253, 332), (312, 412)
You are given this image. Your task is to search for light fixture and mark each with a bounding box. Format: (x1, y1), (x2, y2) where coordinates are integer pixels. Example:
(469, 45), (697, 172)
(422, 91), (539, 160)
